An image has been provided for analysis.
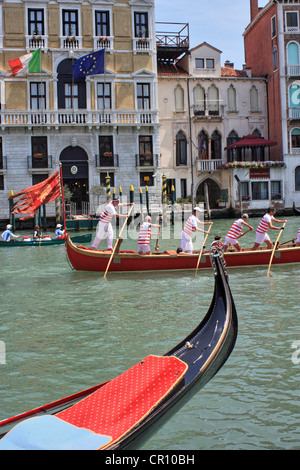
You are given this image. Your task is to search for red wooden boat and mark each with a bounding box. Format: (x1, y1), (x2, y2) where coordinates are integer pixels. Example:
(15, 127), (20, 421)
(66, 235), (300, 273)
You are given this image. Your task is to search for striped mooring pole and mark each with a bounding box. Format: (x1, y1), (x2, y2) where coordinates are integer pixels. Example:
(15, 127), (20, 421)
(105, 173), (111, 201)
(145, 185), (150, 215)
(162, 174), (167, 224)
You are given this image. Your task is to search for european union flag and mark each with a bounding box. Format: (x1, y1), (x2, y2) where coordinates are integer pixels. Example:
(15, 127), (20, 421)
(73, 49), (105, 79)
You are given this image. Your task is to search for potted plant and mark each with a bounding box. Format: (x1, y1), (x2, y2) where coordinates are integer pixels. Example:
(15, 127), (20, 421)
(34, 153), (43, 159)
(271, 193), (282, 200)
(242, 195), (250, 201)
(103, 151), (112, 157)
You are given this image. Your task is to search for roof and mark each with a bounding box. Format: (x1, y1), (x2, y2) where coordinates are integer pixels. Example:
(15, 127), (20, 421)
(221, 66), (248, 78)
(157, 61), (189, 76)
(224, 134), (277, 150)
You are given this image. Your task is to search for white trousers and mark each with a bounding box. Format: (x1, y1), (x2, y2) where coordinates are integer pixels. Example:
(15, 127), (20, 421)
(92, 222), (114, 250)
(181, 231), (193, 253)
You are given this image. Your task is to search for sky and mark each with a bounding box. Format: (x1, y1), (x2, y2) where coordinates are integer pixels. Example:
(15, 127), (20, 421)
(155, 0), (267, 70)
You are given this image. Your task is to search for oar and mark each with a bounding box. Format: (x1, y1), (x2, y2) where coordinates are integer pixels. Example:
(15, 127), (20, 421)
(267, 221), (287, 277)
(278, 238), (296, 247)
(155, 226), (161, 253)
(237, 227), (252, 239)
(194, 223), (213, 278)
(103, 204), (134, 279)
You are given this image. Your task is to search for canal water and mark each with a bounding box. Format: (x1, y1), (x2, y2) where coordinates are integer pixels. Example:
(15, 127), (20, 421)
(0, 215), (299, 450)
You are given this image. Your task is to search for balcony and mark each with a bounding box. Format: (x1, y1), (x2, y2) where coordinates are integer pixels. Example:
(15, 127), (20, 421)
(289, 107), (300, 119)
(287, 64), (300, 76)
(28, 154), (53, 170)
(95, 153), (119, 168)
(156, 22), (189, 61)
(93, 36), (114, 52)
(197, 159), (222, 172)
(26, 35), (48, 51)
(133, 37), (153, 53)
(136, 153), (158, 167)
(0, 109), (159, 129)
(193, 105), (222, 120)
(60, 36), (81, 50)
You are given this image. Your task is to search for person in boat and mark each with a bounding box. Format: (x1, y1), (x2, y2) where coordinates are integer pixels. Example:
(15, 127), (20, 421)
(1, 224), (19, 242)
(252, 207), (287, 250)
(138, 215), (160, 255)
(211, 234), (223, 250)
(296, 228), (300, 246)
(92, 199), (133, 251)
(55, 224), (65, 239)
(224, 214), (253, 252)
(33, 225), (41, 240)
(181, 207), (212, 253)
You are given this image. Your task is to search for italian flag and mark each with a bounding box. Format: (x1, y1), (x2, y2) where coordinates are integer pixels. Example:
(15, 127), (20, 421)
(8, 49), (41, 77)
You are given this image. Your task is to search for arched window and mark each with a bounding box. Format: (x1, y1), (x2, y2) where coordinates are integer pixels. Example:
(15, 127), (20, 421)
(227, 130), (240, 162)
(273, 46), (278, 68)
(198, 130), (208, 160)
(227, 85), (237, 112)
(174, 85), (184, 112)
(250, 86), (259, 112)
(291, 128), (300, 152)
(211, 130), (221, 160)
(295, 166), (300, 191)
(287, 42), (299, 75)
(193, 85), (205, 115)
(207, 85), (219, 115)
(176, 131), (187, 166)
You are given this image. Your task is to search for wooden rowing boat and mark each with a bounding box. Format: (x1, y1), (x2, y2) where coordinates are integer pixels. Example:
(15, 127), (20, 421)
(0, 233), (91, 247)
(65, 235), (300, 273)
(0, 246), (238, 450)
(293, 202), (300, 216)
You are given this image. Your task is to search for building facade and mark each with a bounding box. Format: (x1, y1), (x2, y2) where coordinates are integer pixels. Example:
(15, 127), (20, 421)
(158, 40), (271, 212)
(0, 0), (160, 220)
(244, 0), (300, 209)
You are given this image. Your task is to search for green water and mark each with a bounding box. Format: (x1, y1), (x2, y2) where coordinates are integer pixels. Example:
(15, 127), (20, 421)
(0, 216), (300, 450)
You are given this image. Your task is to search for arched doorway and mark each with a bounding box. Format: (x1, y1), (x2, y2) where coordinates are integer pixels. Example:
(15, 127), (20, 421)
(60, 146), (89, 211)
(197, 178), (221, 209)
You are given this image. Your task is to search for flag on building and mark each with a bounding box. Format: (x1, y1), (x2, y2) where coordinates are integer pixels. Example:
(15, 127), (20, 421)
(73, 49), (105, 79)
(9, 171), (61, 220)
(8, 49), (41, 77)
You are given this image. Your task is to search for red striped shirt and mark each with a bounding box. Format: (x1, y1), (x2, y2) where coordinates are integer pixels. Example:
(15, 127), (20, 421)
(138, 222), (151, 245)
(99, 202), (116, 224)
(226, 219), (243, 240)
(183, 215), (198, 237)
(257, 214), (272, 234)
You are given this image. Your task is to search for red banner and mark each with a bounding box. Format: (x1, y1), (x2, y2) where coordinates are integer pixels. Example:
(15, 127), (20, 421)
(9, 171), (61, 220)
(249, 168), (270, 179)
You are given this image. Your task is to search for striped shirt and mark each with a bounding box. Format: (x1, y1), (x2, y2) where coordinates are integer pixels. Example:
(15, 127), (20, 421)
(298, 228), (300, 236)
(256, 214), (273, 234)
(99, 202), (116, 224)
(226, 219), (243, 240)
(138, 222), (151, 245)
(183, 215), (199, 237)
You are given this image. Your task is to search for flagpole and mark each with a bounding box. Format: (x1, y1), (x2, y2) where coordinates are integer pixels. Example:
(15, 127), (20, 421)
(59, 163), (66, 233)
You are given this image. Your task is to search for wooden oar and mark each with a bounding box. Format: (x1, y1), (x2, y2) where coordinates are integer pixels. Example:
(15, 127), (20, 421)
(194, 223), (212, 278)
(267, 222), (287, 277)
(237, 227), (252, 239)
(278, 238), (296, 247)
(103, 204), (134, 279)
(155, 226), (161, 253)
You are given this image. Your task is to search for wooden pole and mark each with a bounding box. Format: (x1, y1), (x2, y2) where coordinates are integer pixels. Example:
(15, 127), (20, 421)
(267, 222), (287, 277)
(103, 204), (134, 279)
(194, 223), (212, 278)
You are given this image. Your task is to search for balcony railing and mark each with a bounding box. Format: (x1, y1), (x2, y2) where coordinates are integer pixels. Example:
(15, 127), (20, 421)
(95, 153), (119, 168)
(60, 36), (81, 50)
(0, 110), (159, 128)
(133, 37), (152, 53)
(289, 107), (300, 119)
(135, 154), (158, 167)
(287, 64), (300, 76)
(27, 155), (53, 169)
(197, 159), (222, 172)
(193, 105), (221, 118)
(26, 35), (48, 51)
(93, 36), (114, 52)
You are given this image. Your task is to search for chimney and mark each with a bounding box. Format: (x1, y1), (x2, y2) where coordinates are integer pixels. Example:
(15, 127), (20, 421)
(250, 0), (259, 21)
(224, 60), (234, 68)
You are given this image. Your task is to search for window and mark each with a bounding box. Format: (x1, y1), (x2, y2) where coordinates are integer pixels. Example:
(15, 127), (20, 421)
(227, 85), (237, 112)
(292, 128), (300, 150)
(137, 83), (150, 110)
(273, 46), (278, 69)
(206, 58), (215, 69)
(97, 83), (111, 109)
(0, 175), (3, 191)
(174, 85), (184, 112)
(250, 86), (259, 112)
(295, 166), (300, 191)
(32, 174), (48, 185)
(140, 172), (154, 187)
(287, 42), (299, 66)
(271, 15), (276, 38)
(28, 9), (44, 36)
(62, 9), (78, 36)
(199, 131), (208, 160)
(134, 12), (148, 38)
(99, 136), (114, 166)
(195, 58), (204, 69)
(65, 83), (78, 109)
(271, 181), (282, 200)
(207, 84), (219, 115)
(139, 135), (152, 155)
(180, 179), (187, 198)
(211, 130), (221, 159)
(95, 11), (110, 36)
(176, 131), (187, 166)
(251, 181), (269, 200)
(31, 136), (48, 169)
(286, 12), (299, 32)
(193, 85), (205, 115)
(241, 182), (250, 200)
(30, 82), (46, 110)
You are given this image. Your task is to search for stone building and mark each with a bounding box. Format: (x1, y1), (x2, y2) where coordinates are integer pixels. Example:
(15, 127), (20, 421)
(0, 0), (160, 220)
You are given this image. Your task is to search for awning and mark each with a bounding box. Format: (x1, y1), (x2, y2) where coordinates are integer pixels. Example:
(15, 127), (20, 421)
(224, 134), (277, 150)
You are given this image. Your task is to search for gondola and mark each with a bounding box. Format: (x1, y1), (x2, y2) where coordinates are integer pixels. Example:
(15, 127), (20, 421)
(0, 233), (91, 247)
(0, 245), (237, 450)
(293, 202), (300, 216)
(65, 235), (300, 273)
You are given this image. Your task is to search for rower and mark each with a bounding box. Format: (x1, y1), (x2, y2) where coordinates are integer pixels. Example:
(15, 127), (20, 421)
(224, 214), (253, 252)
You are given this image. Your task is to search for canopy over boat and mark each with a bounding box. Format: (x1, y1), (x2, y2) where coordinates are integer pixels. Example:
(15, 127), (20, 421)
(0, 246), (238, 450)
(65, 235), (300, 273)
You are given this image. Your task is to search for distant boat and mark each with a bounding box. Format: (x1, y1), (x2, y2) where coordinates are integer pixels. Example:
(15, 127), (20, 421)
(0, 233), (91, 247)
(0, 246), (238, 450)
(293, 202), (300, 216)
